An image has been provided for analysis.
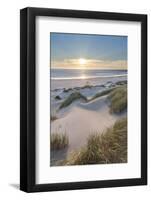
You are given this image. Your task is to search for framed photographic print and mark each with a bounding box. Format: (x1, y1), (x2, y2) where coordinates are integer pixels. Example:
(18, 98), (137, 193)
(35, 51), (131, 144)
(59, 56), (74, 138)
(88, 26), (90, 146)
(20, 7), (147, 192)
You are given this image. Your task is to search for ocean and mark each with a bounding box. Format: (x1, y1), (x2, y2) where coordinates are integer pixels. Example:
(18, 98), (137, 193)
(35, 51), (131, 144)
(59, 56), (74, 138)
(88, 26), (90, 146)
(51, 68), (127, 80)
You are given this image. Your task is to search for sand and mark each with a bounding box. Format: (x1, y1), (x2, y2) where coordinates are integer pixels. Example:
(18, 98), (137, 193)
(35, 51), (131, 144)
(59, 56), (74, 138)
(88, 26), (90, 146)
(50, 76), (127, 165)
(51, 75), (127, 90)
(51, 95), (126, 165)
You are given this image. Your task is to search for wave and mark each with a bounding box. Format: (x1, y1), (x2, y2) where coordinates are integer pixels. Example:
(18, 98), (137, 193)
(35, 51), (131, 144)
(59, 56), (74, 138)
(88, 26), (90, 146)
(51, 74), (127, 80)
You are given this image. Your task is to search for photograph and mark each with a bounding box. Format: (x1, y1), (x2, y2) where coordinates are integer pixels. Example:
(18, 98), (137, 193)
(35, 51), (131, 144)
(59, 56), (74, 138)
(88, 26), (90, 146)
(20, 7), (147, 192)
(50, 33), (128, 166)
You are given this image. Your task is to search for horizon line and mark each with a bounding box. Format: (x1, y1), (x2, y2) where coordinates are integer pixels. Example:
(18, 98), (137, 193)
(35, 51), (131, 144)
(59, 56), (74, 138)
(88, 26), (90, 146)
(50, 67), (127, 70)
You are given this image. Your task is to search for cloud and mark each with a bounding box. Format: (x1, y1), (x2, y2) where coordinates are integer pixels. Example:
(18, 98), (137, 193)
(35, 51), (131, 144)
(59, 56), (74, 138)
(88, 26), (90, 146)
(51, 58), (127, 69)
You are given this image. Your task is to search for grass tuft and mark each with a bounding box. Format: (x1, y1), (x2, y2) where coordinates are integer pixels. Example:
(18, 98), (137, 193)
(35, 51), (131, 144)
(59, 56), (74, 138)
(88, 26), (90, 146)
(51, 133), (69, 150)
(55, 95), (62, 100)
(81, 81), (92, 89)
(116, 80), (127, 85)
(59, 92), (87, 109)
(108, 85), (127, 113)
(64, 88), (72, 93)
(90, 88), (114, 101)
(63, 118), (127, 165)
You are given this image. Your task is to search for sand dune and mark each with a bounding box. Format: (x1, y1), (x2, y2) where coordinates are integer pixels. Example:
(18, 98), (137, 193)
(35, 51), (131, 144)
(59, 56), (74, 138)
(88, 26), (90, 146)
(79, 95), (108, 111)
(51, 96), (126, 154)
(51, 73), (127, 165)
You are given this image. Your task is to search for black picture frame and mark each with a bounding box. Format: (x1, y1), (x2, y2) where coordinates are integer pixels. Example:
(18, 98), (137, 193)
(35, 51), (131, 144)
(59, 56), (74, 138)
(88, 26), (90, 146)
(20, 7), (147, 192)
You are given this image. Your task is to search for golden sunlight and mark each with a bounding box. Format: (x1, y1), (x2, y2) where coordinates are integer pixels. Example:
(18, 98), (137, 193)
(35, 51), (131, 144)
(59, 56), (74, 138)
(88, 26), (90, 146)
(80, 74), (86, 79)
(78, 58), (86, 65)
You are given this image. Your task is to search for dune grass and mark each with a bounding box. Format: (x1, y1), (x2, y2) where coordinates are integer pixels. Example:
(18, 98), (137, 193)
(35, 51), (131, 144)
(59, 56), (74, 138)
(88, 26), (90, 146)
(108, 85), (127, 113)
(63, 118), (127, 165)
(59, 84), (127, 109)
(90, 88), (114, 101)
(81, 85), (92, 89)
(55, 95), (62, 100)
(60, 88), (112, 109)
(116, 80), (127, 85)
(81, 81), (92, 89)
(59, 86), (127, 110)
(64, 88), (72, 93)
(59, 92), (87, 109)
(51, 133), (69, 150)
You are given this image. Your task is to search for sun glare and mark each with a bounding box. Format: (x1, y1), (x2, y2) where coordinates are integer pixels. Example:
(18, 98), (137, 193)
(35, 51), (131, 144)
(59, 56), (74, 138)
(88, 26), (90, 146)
(80, 75), (86, 79)
(79, 58), (86, 65)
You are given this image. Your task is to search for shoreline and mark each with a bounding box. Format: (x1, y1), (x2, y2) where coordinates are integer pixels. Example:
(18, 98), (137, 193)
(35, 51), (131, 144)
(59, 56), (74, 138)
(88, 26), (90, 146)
(52, 74), (127, 81)
(51, 75), (127, 90)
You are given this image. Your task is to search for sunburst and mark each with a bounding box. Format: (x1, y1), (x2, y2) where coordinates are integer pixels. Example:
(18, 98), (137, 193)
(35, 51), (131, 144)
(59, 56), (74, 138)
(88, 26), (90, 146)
(79, 58), (86, 65)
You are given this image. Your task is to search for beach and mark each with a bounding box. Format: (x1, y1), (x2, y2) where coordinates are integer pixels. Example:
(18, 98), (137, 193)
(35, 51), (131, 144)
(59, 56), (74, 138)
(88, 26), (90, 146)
(50, 73), (127, 166)
(50, 33), (128, 166)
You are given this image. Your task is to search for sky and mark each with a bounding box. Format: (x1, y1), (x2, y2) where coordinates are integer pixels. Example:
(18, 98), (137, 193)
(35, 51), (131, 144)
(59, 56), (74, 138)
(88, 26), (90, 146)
(50, 33), (127, 70)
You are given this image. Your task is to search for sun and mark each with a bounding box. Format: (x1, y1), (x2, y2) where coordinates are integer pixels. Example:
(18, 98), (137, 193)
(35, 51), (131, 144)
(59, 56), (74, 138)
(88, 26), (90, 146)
(79, 58), (86, 65)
